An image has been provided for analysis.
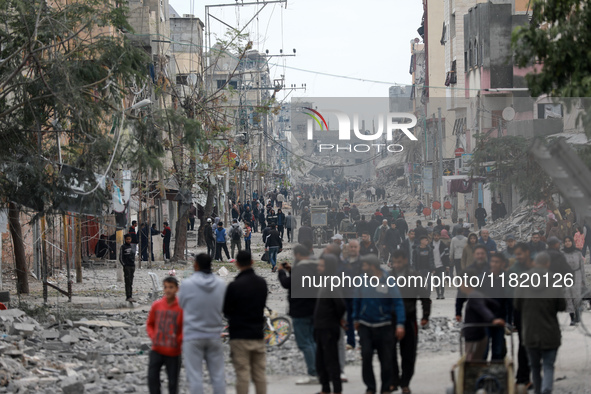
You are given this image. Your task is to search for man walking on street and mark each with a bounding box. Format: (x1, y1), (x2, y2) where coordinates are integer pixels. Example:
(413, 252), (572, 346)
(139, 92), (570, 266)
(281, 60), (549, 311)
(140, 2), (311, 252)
(385, 221), (402, 265)
(452, 218), (465, 236)
(475, 203), (487, 229)
(229, 219), (243, 259)
(204, 218), (215, 258)
(161, 222), (172, 260)
(277, 208), (286, 240)
(265, 223), (282, 272)
(509, 243), (535, 388)
(188, 203), (197, 231)
(360, 231), (379, 257)
(478, 228), (498, 258)
(514, 252), (566, 394)
(224, 251), (268, 394)
(450, 229), (468, 277)
(413, 220), (428, 240)
(119, 234), (136, 302)
(285, 211), (297, 242)
(353, 254), (406, 394)
(314, 254), (346, 394)
(129, 220), (139, 258)
(215, 222), (231, 262)
(278, 245), (318, 385)
(431, 231), (450, 299)
(179, 253), (227, 394)
(390, 250), (431, 393)
(374, 219), (390, 263)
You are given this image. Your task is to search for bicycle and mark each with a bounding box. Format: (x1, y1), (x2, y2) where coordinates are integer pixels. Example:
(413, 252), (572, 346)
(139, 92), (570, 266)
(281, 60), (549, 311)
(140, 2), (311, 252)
(221, 306), (292, 347)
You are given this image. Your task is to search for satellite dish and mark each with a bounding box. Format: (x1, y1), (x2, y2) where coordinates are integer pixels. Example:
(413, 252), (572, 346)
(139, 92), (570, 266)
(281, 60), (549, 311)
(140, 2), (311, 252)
(502, 107), (515, 121)
(222, 63), (229, 71)
(414, 38), (420, 43)
(187, 73), (198, 85)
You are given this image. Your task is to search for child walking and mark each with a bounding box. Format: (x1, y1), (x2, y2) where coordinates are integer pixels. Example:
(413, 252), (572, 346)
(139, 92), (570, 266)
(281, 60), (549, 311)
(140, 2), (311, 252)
(146, 277), (183, 394)
(245, 224), (252, 253)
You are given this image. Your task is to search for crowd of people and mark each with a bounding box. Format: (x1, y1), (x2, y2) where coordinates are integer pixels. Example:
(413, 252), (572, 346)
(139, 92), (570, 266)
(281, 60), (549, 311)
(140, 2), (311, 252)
(110, 183), (590, 394)
(139, 203), (589, 394)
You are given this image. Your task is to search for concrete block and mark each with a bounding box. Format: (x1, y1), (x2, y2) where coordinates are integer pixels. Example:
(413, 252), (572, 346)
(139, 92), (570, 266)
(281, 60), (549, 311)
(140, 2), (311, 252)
(0, 309), (25, 318)
(9, 322), (35, 336)
(61, 377), (84, 394)
(42, 329), (60, 340)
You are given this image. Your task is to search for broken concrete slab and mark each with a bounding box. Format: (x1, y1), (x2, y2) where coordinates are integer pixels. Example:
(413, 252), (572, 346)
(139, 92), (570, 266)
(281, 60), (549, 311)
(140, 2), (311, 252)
(0, 309), (25, 318)
(9, 322), (35, 336)
(74, 320), (130, 328)
(61, 376), (85, 394)
(42, 329), (60, 340)
(45, 342), (70, 351)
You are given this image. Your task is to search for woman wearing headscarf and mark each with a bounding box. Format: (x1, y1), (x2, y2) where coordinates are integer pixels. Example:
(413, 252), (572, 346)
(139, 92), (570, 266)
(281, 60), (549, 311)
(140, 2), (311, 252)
(461, 233), (479, 271)
(562, 236), (586, 325)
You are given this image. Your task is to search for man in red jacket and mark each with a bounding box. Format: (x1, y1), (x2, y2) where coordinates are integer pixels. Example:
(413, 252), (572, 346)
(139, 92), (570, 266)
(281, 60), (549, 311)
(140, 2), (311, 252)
(146, 277), (183, 394)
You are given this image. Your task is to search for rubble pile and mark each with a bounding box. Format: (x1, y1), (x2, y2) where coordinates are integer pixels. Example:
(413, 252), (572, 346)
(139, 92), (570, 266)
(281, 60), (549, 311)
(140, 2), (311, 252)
(485, 204), (547, 243)
(0, 308), (162, 393)
(417, 317), (461, 353)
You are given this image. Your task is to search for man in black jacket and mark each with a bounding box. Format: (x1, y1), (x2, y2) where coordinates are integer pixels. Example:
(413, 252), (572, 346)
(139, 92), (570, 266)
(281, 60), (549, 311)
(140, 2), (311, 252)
(204, 218), (215, 258)
(119, 234), (136, 302)
(224, 251), (268, 394)
(359, 232), (379, 256)
(355, 215), (369, 238)
(265, 224), (283, 272)
(385, 222), (402, 264)
(390, 250), (431, 393)
(413, 220), (428, 240)
(129, 220), (139, 258)
(161, 222), (172, 260)
(278, 245), (318, 385)
(314, 254), (346, 394)
(395, 216), (409, 237)
(400, 230), (417, 267)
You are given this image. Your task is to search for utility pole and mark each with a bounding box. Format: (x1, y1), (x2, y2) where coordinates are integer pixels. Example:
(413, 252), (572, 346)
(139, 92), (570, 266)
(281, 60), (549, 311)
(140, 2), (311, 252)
(431, 114), (436, 214)
(75, 215), (82, 283)
(437, 107), (444, 217)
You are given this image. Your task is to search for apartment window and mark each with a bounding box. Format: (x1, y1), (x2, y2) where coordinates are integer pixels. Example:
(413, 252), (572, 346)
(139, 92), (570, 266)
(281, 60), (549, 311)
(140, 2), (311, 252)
(464, 51), (468, 72)
(176, 74), (188, 85)
(216, 80), (238, 89)
(538, 103), (563, 119)
(468, 42), (473, 68)
(473, 39), (478, 67)
(451, 13), (456, 38)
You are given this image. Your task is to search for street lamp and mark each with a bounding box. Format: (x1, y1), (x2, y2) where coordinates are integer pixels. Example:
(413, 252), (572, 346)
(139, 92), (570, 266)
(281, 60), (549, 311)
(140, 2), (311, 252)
(128, 99), (152, 111)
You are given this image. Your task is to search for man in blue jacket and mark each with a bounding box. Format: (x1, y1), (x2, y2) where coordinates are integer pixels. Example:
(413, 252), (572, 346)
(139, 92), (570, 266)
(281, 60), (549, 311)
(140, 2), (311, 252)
(214, 222), (231, 261)
(353, 254), (406, 394)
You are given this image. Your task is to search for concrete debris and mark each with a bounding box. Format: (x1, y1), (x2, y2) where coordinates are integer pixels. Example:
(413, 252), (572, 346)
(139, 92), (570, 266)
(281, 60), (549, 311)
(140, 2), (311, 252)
(74, 320), (130, 328)
(9, 322), (36, 337)
(217, 266), (230, 277)
(485, 203), (548, 244)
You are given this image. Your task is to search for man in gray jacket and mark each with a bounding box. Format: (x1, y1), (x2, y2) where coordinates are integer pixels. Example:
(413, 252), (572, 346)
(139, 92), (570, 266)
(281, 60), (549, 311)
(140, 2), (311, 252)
(179, 253), (227, 394)
(285, 211), (297, 243)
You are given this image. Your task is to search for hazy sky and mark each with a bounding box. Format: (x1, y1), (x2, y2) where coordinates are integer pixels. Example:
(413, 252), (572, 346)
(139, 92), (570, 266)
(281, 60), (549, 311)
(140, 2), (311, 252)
(169, 0), (424, 99)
